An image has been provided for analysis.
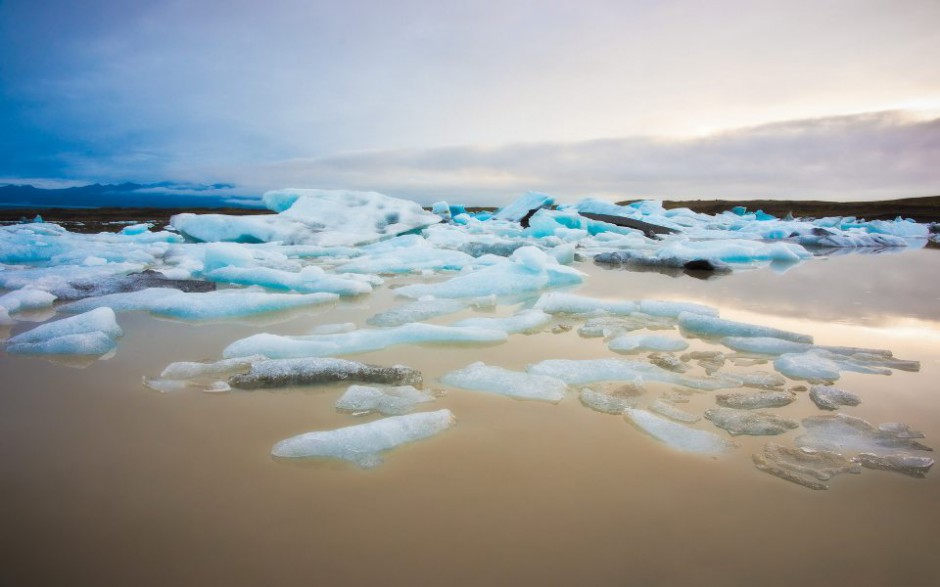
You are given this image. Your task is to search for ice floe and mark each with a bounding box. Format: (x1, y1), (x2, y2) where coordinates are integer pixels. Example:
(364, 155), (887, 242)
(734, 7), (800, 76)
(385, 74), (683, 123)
(271, 409), (456, 467)
(624, 408), (736, 454)
(528, 358), (740, 391)
(809, 385), (861, 410)
(704, 407), (799, 436)
(440, 362), (567, 403)
(753, 443), (861, 490)
(6, 307), (122, 356)
(715, 390), (796, 410)
(795, 414), (933, 456)
(335, 385), (436, 415)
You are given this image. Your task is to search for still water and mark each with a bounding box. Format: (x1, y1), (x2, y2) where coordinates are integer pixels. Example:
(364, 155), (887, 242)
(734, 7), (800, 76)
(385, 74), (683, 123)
(1, 249), (939, 586)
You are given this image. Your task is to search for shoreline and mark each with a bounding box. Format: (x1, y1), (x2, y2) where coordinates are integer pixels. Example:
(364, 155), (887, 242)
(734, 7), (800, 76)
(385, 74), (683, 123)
(1, 195), (938, 233)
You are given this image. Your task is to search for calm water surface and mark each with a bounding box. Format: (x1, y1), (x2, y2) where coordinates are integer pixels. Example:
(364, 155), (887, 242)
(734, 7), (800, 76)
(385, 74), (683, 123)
(1, 248), (939, 586)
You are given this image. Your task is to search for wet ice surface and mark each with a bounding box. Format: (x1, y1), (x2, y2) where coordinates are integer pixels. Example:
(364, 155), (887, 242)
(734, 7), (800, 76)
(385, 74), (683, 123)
(0, 189), (935, 488)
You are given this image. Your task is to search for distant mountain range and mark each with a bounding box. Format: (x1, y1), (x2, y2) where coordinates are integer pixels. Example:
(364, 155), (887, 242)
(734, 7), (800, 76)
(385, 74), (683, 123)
(0, 182), (264, 209)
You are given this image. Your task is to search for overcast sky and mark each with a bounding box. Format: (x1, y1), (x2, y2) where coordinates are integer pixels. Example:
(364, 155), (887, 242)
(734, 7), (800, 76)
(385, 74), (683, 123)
(1, 0), (938, 203)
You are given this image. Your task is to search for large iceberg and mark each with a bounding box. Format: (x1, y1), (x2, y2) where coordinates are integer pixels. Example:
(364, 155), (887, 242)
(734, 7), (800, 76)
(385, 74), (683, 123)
(271, 409), (456, 467)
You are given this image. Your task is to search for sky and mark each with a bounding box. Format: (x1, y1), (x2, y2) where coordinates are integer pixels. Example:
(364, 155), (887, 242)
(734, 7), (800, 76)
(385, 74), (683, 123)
(1, 0), (938, 204)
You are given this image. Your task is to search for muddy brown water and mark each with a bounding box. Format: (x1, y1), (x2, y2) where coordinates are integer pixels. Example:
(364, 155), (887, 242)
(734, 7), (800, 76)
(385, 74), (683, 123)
(1, 248), (939, 586)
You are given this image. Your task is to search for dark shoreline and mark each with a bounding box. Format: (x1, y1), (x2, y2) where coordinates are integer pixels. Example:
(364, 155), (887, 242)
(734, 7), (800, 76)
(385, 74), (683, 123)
(1, 195), (938, 233)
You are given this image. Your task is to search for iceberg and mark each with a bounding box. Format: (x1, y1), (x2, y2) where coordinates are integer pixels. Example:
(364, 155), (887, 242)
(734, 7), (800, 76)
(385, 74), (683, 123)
(440, 362), (567, 403)
(229, 358), (423, 389)
(0, 288), (57, 316)
(6, 307), (121, 356)
(223, 323), (507, 359)
(335, 385), (435, 415)
(624, 408), (736, 454)
(492, 191), (554, 222)
(271, 409), (455, 467)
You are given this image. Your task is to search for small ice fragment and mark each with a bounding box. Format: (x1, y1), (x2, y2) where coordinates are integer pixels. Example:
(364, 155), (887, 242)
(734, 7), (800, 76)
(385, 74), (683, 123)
(809, 385), (861, 411)
(753, 443), (861, 490)
(705, 407), (799, 436)
(229, 358), (423, 390)
(335, 385), (435, 415)
(608, 334), (689, 353)
(715, 390), (796, 410)
(679, 313), (812, 343)
(852, 453), (934, 478)
(579, 388), (638, 414)
(271, 409), (456, 468)
(440, 362), (567, 403)
(624, 408), (736, 455)
(649, 399), (700, 423)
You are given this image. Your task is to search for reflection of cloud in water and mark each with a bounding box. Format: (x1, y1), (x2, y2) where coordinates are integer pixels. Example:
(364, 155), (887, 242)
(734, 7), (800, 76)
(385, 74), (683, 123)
(585, 248), (940, 325)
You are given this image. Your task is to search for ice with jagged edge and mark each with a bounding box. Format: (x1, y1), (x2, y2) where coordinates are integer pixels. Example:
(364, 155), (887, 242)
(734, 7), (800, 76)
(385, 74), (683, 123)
(440, 362), (567, 403)
(528, 358), (741, 391)
(5, 307), (122, 356)
(395, 246), (583, 300)
(224, 322), (508, 359)
(61, 287), (339, 321)
(171, 189), (442, 246)
(271, 409), (456, 467)
(335, 385), (436, 415)
(624, 408), (735, 454)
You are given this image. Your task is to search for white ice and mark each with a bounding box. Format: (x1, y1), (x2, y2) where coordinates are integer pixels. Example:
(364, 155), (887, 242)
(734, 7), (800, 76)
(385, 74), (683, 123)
(6, 307), (121, 356)
(367, 298), (467, 327)
(271, 409), (456, 467)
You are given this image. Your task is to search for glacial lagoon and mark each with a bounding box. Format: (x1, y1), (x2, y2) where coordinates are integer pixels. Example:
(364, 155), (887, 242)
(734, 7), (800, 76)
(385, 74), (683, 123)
(1, 190), (938, 585)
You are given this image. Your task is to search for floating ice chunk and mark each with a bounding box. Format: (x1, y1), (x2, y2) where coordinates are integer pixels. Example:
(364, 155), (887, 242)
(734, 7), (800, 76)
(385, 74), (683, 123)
(852, 453), (934, 478)
(335, 385), (435, 415)
(120, 223), (152, 235)
(678, 313), (812, 343)
(0, 263), (148, 300)
(578, 388), (639, 414)
(648, 353), (688, 373)
(740, 371), (787, 389)
(440, 362), (567, 403)
(224, 323), (507, 359)
(6, 307), (121, 356)
(229, 358), (423, 389)
(148, 355), (264, 392)
(878, 422), (925, 439)
(206, 265), (374, 296)
(715, 390), (796, 410)
(721, 336), (894, 358)
(431, 201), (452, 222)
(492, 191), (554, 222)
(681, 351), (727, 374)
(527, 359), (740, 391)
(809, 385), (861, 410)
(451, 309), (552, 334)
(796, 414), (932, 456)
(608, 334), (689, 353)
(336, 241), (474, 274)
(773, 349), (891, 382)
(649, 399), (700, 423)
(578, 314), (676, 338)
(535, 292), (718, 318)
(624, 408), (735, 454)
(705, 407), (798, 436)
(396, 246), (583, 300)
(62, 288), (339, 320)
(0, 288), (57, 315)
(271, 409), (455, 467)
(752, 443), (861, 490)
(310, 323), (357, 335)
(367, 299), (467, 327)
(866, 218), (930, 238)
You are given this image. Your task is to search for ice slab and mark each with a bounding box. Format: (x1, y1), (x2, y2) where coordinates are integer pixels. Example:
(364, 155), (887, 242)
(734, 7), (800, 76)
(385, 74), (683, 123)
(809, 385), (861, 410)
(796, 414), (933, 456)
(853, 453), (934, 478)
(578, 315), (676, 338)
(753, 443), (861, 490)
(271, 409), (455, 467)
(6, 307), (121, 356)
(528, 359), (741, 391)
(579, 388), (639, 414)
(535, 292), (717, 318)
(0, 288), (56, 315)
(143, 356), (263, 393)
(206, 265), (374, 296)
(336, 241), (474, 274)
(395, 246), (583, 300)
(229, 358), (423, 390)
(608, 334), (689, 353)
(492, 191), (554, 222)
(624, 408), (735, 455)
(773, 349), (899, 382)
(704, 407), (799, 436)
(450, 309), (552, 334)
(440, 362), (567, 403)
(62, 288), (339, 320)
(335, 385), (435, 416)
(678, 313), (812, 343)
(715, 390), (796, 410)
(224, 323), (507, 359)
(367, 299), (467, 327)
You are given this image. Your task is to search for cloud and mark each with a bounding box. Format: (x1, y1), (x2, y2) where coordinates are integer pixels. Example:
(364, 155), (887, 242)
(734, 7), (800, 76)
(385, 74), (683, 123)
(222, 111), (940, 204)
